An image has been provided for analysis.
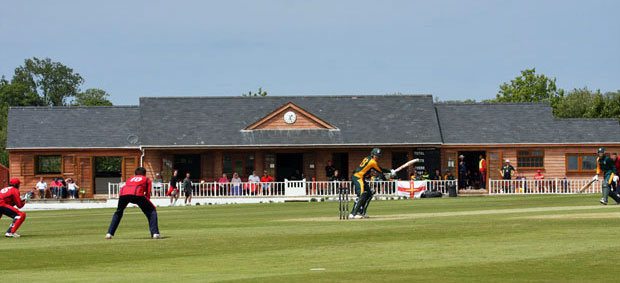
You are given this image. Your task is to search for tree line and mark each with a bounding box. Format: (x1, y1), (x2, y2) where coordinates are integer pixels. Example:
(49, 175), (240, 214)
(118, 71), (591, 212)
(437, 68), (620, 120)
(0, 57), (113, 165)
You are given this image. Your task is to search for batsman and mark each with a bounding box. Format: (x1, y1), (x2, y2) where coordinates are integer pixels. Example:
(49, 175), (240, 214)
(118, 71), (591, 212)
(595, 147), (620, 205)
(349, 148), (395, 219)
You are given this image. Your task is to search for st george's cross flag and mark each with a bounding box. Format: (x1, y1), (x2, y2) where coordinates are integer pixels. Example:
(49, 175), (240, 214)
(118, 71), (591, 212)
(396, 181), (426, 198)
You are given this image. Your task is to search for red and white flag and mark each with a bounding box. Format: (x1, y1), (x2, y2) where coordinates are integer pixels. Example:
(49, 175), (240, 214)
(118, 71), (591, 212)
(397, 181), (426, 198)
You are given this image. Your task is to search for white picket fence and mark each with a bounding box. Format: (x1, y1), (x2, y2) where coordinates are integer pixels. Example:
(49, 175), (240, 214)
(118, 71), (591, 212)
(107, 179), (458, 199)
(488, 179), (602, 194)
(108, 178), (599, 198)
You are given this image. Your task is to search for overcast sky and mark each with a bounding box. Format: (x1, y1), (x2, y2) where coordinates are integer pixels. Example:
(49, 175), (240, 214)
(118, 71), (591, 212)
(1, 0), (618, 105)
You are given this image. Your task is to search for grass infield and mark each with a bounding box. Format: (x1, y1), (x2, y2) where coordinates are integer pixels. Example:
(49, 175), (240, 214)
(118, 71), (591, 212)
(1, 194), (619, 282)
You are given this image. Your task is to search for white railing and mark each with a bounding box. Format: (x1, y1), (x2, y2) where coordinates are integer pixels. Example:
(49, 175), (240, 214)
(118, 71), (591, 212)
(488, 179), (602, 194)
(110, 178), (600, 198)
(108, 179), (460, 199)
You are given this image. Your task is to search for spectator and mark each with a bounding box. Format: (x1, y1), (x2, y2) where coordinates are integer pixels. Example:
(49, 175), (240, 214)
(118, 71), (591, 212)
(431, 169), (442, 180)
(167, 170), (179, 206)
(183, 173), (192, 205)
(445, 170), (455, 181)
(410, 171), (421, 180)
(248, 170), (260, 195)
(479, 155), (487, 190)
(51, 178), (61, 199)
(325, 160), (336, 179)
(260, 170), (274, 195)
(231, 172), (242, 196)
(331, 170), (345, 181)
(66, 178), (80, 199)
(500, 159), (516, 193)
(153, 173), (163, 197)
(35, 177), (47, 199)
(534, 169), (545, 193)
(290, 169), (303, 181)
(465, 170), (474, 189)
(421, 170), (430, 180)
(218, 173), (229, 196)
(458, 156), (467, 190)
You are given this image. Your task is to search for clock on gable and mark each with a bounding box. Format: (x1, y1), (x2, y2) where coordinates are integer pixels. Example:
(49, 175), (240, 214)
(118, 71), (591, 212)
(283, 111), (297, 124)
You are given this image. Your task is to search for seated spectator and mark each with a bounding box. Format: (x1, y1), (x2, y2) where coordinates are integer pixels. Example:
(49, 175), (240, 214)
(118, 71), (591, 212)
(218, 173), (229, 195)
(50, 178), (61, 199)
(410, 171), (421, 180)
(231, 172), (242, 195)
(66, 178), (80, 199)
(260, 170), (274, 195)
(330, 170), (345, 181)
(36, 177), (47, 199)
(153, 173), (163, 197)
(444, 170), (455, 180)
(247, 170), (260, 195)
(430, 169), (442, 181)
(421, 170), (430, 180)
(290, 169), (303, 181)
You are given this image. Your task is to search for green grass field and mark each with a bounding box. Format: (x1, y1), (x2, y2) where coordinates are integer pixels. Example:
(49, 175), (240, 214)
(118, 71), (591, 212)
(2, 195), (620, 282)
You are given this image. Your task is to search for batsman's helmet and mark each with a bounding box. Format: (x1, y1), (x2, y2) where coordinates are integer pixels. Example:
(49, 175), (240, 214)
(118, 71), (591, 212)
(598, 147), (606, 153)
(9, 178), (20, 186)
(371, 148), (382, 157)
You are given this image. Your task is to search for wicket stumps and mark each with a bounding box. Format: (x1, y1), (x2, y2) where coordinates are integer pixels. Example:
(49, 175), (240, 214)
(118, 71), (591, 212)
(338, 187), (349, 220)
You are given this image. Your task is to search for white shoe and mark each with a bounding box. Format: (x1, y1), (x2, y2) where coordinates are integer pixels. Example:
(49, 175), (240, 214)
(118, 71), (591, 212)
(348, 214), (354, 218)
(353, 215), (363, 219)
(5, 232), (20, 238)
(363, 214), (370, 218)
(152, 234), (162, 239)
(105, 233), (112, 239)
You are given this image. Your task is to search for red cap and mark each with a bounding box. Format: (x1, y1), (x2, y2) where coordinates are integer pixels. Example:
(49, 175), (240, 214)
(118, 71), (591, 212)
(536, 170), (541, 173)
(9, 178), (20, 186)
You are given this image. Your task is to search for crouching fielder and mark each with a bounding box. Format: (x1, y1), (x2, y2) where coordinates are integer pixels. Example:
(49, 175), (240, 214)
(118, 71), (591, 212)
(595, 147), (620, 205)
(350, 148), (393, 219)
(106, 167), (161, 239)
(0, 178), (27, 238)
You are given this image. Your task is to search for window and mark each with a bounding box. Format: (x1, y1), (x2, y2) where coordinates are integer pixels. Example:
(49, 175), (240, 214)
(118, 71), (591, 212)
(36, 155), (61, 174)
(517, 150), (544, 168)
(94, 157), (122, 177)
(223, 154), (255, 178)
(567, 154), (597, 172)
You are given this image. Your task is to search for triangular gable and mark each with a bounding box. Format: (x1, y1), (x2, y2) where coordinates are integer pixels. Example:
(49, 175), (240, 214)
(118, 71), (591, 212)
(246, 102), (337, 130)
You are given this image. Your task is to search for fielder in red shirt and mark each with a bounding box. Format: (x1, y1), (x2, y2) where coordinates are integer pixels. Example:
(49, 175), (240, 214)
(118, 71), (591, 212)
(106, 167), (161, 239)
(0, 178), (28, 238)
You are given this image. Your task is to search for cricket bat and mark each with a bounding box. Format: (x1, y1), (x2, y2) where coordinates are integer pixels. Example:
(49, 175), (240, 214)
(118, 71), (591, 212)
(578, 179), (597, 193)
(394, 159), (420, 173)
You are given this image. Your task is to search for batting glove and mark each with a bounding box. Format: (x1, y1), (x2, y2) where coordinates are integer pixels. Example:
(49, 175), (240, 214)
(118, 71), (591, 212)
(390, 169), (396, 175)
(593, 175), (599, 181)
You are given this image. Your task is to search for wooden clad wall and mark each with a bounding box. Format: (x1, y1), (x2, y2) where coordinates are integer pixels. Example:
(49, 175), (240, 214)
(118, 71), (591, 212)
(8, 149), (140, 197)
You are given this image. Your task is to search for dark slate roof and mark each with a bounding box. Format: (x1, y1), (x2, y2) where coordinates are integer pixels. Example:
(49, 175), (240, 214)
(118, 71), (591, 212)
(435, 103), (620, 144)
(139, 95), (442, 146)
(7, 106), (141, 148)
(7, 96), (620, 149)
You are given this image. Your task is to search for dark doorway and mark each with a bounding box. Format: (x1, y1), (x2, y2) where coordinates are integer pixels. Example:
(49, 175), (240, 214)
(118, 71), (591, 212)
(276, 153), (303, 181)
(174, 154), (201, 180)
(457, 151), (485, 189)
(94, 156), (122, 194)
(392, 152), (409, 180)
(332, 153), (349, 180)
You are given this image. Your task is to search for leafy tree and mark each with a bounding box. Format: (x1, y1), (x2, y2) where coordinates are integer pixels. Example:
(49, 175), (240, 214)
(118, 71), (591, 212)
(243, 87), (268, 97)
(11, 57), (84, 106)
(495, 68), (564, 113)
(554, 88), (620, 121)
(72, 88), (113, 106)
